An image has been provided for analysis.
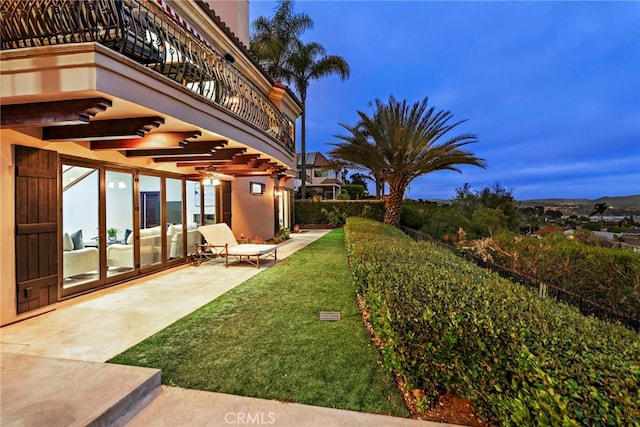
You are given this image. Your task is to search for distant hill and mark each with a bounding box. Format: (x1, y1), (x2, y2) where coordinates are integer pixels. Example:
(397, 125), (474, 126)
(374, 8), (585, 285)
(521, 195), (640, 208)
(518, 195), (640, 217)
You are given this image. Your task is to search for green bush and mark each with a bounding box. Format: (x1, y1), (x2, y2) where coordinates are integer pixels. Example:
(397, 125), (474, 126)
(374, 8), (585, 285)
(420, 205), (471, 241)
(399, 204), (426, 229)
(582, 221), (601, 231)
(461, 232), (640, 319)
(341, 184), (366, 200)
(295, 200), (385, 224)
(320, 207), (348, 228)
(345, 218), (640, 425)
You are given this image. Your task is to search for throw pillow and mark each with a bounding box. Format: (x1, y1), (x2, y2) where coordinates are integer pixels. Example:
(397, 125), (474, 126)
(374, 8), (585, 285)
(63, 232), (74, 251)
(124, 229), (132, 245)
(70, 229), (84, 250)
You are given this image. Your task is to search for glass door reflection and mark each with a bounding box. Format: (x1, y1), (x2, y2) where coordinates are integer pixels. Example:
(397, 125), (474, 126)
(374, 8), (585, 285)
(61, 164), (100, 289)
(166, 178), (184, 260)
(139, 175), (162, 267)
(105, 170), (134, 277)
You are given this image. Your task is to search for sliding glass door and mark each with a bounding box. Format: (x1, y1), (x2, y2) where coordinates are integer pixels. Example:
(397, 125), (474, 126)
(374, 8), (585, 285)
(60, 158), (198, 296)
(166, 177), (184, 261)
(105, 170), (134, 278)
(61, 164), (100, 291)
(139, 174), (162, 268)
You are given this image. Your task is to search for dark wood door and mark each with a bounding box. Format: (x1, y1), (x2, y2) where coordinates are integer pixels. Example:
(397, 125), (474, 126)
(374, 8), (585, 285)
(140, 191), (160, 228)
(15, 146), (59, 313)
(220, 181), (232, 227)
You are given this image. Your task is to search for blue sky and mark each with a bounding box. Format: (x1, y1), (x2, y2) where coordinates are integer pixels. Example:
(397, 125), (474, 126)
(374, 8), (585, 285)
(249, 1), (640, 200)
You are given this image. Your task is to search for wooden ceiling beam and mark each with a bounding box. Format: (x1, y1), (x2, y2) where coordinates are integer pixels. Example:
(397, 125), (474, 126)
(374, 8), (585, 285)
(153, 155), (216, 163)
(153, 147), (246, 163)
(90, 131), (200, 150)
(206, 153), (260, 167)
(177, 161), (217, 167)
(43, 116), (164, 141)
(125, 139), (225, 157)
(1, 97), (112, 127)
(218, 170), (272, 177)
(228, 153), (261, 165)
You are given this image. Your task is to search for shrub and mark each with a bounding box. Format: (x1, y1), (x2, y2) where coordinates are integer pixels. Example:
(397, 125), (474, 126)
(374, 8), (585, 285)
(341, 184), (366, 200)
(345, 218), (640, 425)
(399, 204), (426, 229)
(295, 200), (385, 224)
(582, 221), (601, 231)
(420, 205), (471, 240)
(460, 232), (640, 319)
(320, 207), (348, 228)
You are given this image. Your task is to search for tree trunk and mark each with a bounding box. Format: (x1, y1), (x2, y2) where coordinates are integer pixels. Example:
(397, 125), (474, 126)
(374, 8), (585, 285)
(375, 176), (384, 199)
(384, 185), (405, 225)
(300, 92), (307, 199)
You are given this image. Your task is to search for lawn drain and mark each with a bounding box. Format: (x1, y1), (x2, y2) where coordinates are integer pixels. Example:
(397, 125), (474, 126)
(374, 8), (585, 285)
(318, 311), (341, 321)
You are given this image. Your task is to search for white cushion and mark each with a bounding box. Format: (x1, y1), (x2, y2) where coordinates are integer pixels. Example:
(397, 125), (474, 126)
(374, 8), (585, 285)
(139, 226), (161, 238)
(63, 232), (74, 251)
(228, 244), (277, 256)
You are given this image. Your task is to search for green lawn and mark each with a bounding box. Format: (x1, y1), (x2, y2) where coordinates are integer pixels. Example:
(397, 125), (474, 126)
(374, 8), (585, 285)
(109, 229), (409, 416)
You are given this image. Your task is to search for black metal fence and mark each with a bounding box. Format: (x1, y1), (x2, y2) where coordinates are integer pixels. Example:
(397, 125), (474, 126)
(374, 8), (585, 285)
(400, 226), (640, 331)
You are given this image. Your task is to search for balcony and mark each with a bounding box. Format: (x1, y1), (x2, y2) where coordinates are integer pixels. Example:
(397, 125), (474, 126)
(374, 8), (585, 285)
(0, 0), (294, 154)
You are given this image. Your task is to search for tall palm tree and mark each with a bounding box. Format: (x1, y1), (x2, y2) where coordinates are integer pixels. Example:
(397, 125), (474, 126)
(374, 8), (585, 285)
(590, 202), (608, 222)
(329, 96), (486, 225)
(285, 41), (350, 199)
(249, 0), (312, 82)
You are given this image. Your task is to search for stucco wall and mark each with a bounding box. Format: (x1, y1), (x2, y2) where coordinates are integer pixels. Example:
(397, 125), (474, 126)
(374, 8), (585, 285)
(231, 176), (276, 241)
(205, 0), (250, 47)
(1, 136), (18, 326)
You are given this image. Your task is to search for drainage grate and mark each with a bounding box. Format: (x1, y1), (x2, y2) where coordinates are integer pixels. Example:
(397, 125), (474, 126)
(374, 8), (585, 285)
(318, 311), (341, 321)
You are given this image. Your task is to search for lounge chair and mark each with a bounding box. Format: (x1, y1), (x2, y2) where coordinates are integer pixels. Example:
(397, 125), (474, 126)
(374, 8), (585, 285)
(196, 223), (277, 268)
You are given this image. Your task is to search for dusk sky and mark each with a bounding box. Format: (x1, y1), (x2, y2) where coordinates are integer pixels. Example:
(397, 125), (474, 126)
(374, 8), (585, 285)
(249, 1), (640, 201)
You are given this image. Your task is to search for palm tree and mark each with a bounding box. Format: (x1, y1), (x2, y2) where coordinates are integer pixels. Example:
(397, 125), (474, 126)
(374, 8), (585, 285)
(285, 40), (350, 199)
(590, 202), (608, 222)
(249, 0), (312, 82)
(328, 96), (486, 225)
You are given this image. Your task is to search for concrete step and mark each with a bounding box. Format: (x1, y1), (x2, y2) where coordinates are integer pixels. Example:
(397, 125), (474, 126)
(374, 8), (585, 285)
(2, 351), (456, 427)
(0, 352), (161, 427)
(127, 386), (452, 427)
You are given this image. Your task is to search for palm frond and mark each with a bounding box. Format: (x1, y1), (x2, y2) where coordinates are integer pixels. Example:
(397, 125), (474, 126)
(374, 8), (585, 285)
(328, 95), (485, 201)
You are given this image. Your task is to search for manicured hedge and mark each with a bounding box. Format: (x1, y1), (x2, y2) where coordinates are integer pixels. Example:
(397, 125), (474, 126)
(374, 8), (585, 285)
(294, 200), (385, 225)
(345, 218), (640, 425)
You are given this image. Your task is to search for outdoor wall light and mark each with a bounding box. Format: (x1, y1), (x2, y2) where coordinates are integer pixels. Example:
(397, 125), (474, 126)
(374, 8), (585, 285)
(250, 182), (265, 195)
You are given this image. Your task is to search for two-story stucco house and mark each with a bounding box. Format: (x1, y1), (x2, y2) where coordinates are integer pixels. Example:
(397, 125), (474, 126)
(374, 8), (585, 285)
(295, 152), (342, 200)
(0, 0), (302, 325)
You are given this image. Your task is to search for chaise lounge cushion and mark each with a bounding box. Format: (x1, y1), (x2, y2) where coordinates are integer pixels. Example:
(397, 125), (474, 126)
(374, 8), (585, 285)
(197, 223), (277, 268)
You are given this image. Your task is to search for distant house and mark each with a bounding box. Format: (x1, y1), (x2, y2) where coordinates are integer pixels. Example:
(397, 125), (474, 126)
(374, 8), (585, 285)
(295, 152), (342, 200)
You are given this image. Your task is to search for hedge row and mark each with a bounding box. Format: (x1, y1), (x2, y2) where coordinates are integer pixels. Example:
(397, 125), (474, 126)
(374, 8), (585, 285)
(294, 200), (385, 225)
(460, 233), (640, 319)
(345, 218), (640, 425)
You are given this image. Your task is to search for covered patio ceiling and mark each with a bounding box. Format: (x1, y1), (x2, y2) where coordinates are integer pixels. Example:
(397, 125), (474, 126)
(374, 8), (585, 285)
(1, 96), (291, 178)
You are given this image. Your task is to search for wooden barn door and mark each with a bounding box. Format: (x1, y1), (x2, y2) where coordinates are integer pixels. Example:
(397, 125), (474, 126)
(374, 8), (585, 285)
(15, 146), (59, 314)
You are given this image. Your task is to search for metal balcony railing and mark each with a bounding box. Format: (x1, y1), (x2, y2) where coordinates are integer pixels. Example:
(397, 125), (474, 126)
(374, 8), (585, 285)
(0, 0), (295, 153)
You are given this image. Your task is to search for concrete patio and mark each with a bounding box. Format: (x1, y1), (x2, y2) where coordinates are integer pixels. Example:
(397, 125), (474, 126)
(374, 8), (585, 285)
(1, 229), (455, 426)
